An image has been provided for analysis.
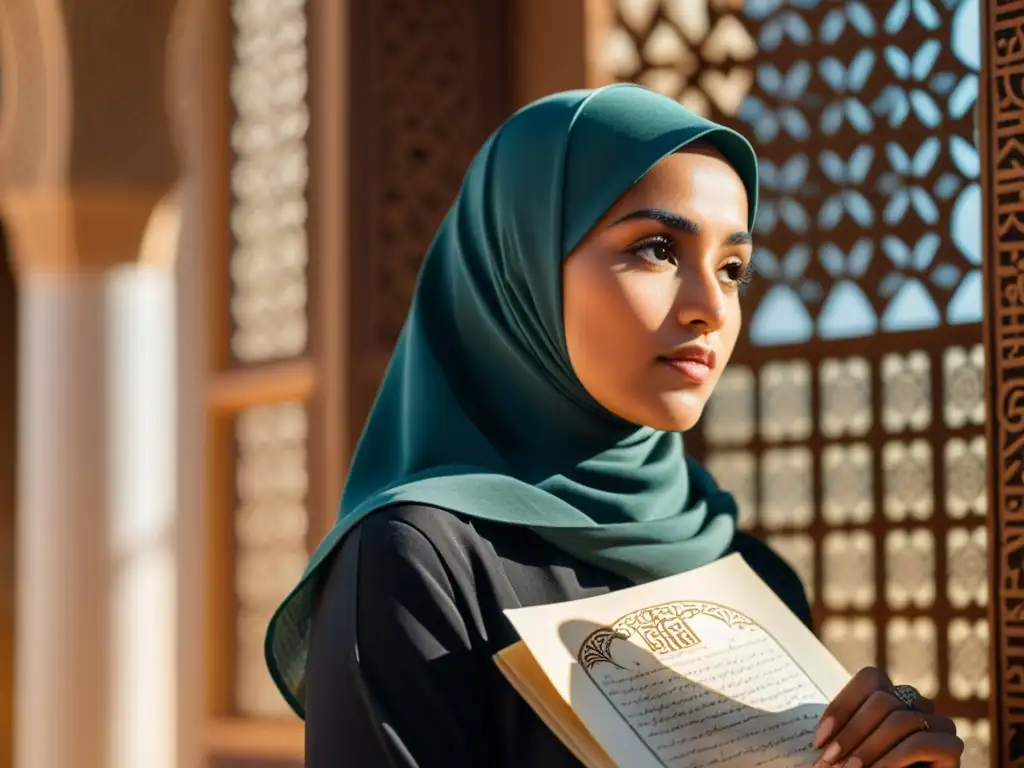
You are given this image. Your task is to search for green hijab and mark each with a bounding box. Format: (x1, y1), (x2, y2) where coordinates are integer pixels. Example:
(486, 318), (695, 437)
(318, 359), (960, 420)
(265, 84), (759, 716)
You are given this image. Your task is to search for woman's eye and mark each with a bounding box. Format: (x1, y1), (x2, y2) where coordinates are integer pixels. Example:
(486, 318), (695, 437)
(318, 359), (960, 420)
(633, 240), (676, 267)
(718, 260), (754, 286)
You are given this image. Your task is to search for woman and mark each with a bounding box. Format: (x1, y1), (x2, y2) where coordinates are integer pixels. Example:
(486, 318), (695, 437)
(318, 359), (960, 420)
(265, 85), (963, 767)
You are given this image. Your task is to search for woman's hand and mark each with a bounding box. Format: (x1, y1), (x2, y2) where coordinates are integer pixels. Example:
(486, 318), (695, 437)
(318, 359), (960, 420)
(812, 667), (963, 767)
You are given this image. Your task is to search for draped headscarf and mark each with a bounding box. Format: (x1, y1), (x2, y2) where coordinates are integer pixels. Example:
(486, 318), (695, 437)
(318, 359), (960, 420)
(265, 84), (760, 717)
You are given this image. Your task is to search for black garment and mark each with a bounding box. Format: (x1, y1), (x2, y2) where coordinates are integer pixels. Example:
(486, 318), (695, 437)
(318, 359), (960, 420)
(305, 504), (813, 768)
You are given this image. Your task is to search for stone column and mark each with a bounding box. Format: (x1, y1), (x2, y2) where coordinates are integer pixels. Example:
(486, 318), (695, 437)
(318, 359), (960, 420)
(6, 191), (179, 768)
(0, 1), (182, 766)
(16, 264), (111, 768)
(106, 257), (179, 768)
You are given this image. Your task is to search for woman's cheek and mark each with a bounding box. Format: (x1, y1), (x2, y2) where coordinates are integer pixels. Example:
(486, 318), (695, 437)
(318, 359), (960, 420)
(617, 274), (679, 337)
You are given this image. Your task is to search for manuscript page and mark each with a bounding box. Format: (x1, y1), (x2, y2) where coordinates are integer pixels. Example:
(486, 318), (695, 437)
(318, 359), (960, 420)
(502, 554), (851, 768)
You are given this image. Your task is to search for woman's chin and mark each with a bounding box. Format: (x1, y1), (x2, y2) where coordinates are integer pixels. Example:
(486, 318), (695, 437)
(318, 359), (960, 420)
(591, 387), (710, 433)
(637, 394), (708, 433)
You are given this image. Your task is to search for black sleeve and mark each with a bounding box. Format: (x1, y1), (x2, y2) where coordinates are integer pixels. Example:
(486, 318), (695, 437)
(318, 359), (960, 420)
(304, 513), (491, 768)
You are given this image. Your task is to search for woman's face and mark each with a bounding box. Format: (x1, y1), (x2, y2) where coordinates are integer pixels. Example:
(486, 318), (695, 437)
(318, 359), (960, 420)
(563, 146), (752, 432)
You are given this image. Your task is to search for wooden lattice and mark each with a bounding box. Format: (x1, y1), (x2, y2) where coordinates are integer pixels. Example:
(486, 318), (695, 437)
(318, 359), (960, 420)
(595, 1), (989, 763)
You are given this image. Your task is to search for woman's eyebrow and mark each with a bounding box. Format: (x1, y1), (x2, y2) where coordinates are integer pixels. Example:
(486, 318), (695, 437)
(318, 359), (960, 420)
(612, 207), (752, 246)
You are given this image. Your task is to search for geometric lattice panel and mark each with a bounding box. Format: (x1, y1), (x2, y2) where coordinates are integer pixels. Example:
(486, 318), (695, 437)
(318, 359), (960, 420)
(233, 402), (310, 717)
(954, 718), (991, 768)
(597, 0), (982, 347)
(594, 2), (986, 759)
(228, 0), (311, 364)
(703, 343), (987, 748)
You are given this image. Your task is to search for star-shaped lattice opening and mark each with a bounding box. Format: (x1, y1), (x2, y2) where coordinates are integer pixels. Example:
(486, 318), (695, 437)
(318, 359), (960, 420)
(599, 0), (757, 116)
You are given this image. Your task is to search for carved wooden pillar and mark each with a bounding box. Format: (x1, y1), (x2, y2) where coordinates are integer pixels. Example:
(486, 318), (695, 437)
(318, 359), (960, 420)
(985, 2), (1024, 765)
(0, 1), (180, 767)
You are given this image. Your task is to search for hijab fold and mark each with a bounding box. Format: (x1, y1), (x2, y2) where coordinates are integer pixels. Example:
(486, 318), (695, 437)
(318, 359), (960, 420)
(264, 84), (760, 717)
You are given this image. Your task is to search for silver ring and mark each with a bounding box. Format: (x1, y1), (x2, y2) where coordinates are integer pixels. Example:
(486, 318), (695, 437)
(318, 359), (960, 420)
(890, 684), (922, 710)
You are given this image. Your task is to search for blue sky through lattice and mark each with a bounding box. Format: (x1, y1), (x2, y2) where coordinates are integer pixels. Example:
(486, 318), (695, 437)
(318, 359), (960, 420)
(739, 0), (981, 346)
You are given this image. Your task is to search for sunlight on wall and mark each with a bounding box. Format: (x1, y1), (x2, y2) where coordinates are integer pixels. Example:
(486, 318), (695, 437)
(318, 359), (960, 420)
(107, 265), (178, 768)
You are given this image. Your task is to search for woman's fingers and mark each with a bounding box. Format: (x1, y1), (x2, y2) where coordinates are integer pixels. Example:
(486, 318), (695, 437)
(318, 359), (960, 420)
(815, 667), (892, 748)
(871, 730), (965, 767)
(812, 668), (961, 767)
(814, 689), (904, 765)
(819, 711), (957, 767)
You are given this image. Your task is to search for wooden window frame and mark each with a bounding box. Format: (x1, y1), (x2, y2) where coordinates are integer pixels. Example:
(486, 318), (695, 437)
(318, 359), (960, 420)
(196, 1), (346, 764)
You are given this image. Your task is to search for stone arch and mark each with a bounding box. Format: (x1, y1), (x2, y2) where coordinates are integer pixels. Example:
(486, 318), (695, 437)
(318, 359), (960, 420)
(0, 0), (180, 278)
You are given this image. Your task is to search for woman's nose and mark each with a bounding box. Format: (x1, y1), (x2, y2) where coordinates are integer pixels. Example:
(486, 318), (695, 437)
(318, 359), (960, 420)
(674, 264), (728, 332)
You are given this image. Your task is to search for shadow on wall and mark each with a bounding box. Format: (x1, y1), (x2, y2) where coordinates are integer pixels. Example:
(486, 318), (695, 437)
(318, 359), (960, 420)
(0, 222), (16, 768)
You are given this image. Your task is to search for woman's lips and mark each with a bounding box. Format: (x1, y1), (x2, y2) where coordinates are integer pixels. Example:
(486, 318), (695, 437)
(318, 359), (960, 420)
(658, 345), (716, 384)
(660, 357), (712, 383)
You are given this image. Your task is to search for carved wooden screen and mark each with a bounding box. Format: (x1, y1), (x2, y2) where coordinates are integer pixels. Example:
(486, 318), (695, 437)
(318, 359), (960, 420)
(224, 0), (314, 719)
(344, 0), (510, 433)
(202, 0), (512, 764)
(203, 0), (320, 763)
(590, 1), (989, 765)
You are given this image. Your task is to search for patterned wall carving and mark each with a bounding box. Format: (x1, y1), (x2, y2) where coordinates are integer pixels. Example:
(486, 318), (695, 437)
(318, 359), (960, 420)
(227, 0), (313, 718)
(594, 1), (988, 764)
(232, 401), (310, 718)
(986, 0), (1024, 762)
(347, 0), (509, 362)
(228, 0), (311, 365)
(225, 0), (511, 717)
(62, 0), (178, 185)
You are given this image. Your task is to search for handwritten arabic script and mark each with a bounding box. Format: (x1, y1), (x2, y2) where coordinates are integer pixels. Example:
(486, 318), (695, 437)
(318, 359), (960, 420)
(578, 602), (826, 768)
